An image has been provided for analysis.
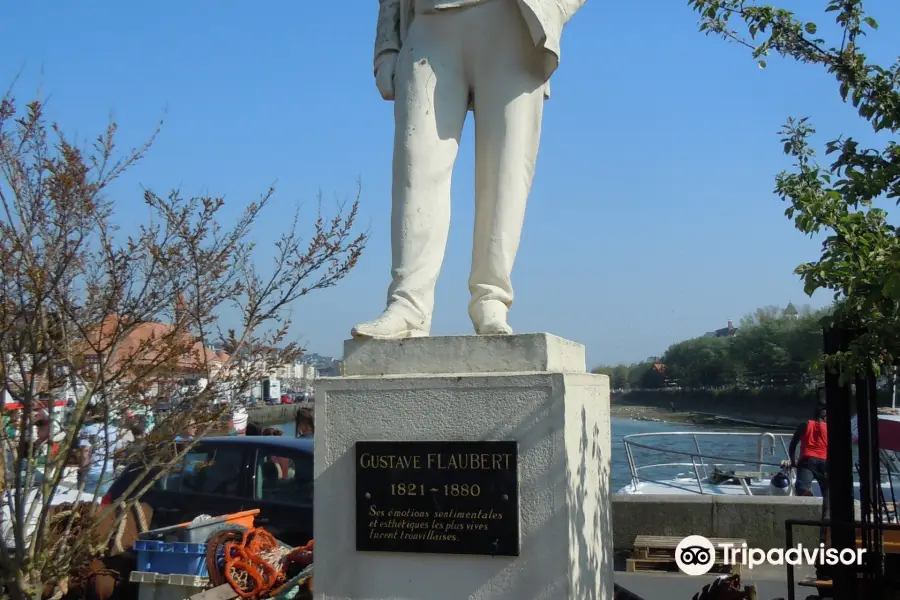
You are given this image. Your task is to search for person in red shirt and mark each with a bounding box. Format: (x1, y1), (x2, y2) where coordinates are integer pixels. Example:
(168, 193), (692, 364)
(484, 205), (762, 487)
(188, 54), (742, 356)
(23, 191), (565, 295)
(788, 404), (829, 502)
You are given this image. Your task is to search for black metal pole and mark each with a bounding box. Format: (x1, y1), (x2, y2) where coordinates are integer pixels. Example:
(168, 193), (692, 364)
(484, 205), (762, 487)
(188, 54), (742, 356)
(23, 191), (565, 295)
(785, 520), (795, 600)
(860, 372), (884, 595)
(856, 373), (875, 596)
(823, 326), (856, 598)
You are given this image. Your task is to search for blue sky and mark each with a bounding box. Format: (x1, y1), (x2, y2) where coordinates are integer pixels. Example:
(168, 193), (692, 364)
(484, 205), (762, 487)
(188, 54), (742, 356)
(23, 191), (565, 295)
(3, 1), (898, 367)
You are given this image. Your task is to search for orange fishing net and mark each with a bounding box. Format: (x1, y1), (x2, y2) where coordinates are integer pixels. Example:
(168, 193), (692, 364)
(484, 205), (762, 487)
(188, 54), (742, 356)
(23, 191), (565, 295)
(206, 528), (313, 599)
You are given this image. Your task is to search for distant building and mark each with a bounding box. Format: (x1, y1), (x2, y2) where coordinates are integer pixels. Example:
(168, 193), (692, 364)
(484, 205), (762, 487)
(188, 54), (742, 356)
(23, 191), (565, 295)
(2, 305), (227, 408)
(273, 361), (317, 381)
(316, 359), (342, 377)
(77, 313), (227, 402)
(303, 352), (342, 376)
(703, 319), (738, 338)
(783, 302), (799, 319)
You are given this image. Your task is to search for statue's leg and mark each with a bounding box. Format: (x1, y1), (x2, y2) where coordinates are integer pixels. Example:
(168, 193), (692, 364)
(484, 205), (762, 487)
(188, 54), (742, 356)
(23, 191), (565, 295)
(352, 13), (470, 339)
(466, 0), (545, 335)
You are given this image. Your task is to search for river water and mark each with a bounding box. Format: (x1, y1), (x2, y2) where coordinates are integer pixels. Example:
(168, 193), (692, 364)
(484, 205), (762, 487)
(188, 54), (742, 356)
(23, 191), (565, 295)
(272, 417), (790, 493)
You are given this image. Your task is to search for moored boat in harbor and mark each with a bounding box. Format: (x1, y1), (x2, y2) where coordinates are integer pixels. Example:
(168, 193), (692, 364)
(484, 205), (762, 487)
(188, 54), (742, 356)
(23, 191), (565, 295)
(616, 427), (900, 507)
(852, 408), (900, 451)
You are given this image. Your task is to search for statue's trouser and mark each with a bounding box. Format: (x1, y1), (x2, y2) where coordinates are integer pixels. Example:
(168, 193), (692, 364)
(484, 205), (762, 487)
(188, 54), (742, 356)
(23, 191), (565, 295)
(387, 0), (545, 330)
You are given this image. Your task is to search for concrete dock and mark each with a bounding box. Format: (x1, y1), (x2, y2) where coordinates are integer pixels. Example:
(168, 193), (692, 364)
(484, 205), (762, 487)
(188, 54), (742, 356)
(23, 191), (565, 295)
(613, 494), (825, 549)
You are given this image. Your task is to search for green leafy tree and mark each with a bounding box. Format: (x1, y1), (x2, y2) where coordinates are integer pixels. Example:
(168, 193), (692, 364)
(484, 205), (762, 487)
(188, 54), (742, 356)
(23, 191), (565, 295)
(739, 305), (783, 328)
(590, 364), (639, 389)
(624, 361), (668, 389)
(590, 365), (614, 379)
(689, 0), (900, 376)
(663, 336), (740, 387)
(624, 362), (649, 389)
(612, 364), (632, 389)
(596, 306), (828, 390)
(731, 319), (791, 384)
(659, 305), (827, 388)
(779, 311), (826, 384)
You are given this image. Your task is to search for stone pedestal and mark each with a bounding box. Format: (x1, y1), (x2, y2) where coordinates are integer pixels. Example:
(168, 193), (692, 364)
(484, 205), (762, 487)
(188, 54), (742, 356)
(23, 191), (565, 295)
(314, 333), (613, 600)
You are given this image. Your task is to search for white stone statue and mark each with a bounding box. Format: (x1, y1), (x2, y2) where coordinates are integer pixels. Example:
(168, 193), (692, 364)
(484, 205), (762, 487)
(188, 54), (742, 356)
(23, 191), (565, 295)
(352, 0), (586, 340)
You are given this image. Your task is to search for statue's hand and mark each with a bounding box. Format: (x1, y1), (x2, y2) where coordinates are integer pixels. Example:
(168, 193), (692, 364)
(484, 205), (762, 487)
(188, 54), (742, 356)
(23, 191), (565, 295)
(375, 52), (398, 101)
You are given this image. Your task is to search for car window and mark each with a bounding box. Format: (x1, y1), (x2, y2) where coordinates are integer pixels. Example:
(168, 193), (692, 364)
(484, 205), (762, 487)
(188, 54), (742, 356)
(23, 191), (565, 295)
(116, 466), (163, 496)
(165, 445), (245, 496)
(254, 448), (312, 506)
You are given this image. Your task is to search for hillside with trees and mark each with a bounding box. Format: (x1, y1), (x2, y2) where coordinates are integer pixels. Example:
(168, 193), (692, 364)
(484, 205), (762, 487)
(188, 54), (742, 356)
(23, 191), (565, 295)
(594, 303), (831, 391)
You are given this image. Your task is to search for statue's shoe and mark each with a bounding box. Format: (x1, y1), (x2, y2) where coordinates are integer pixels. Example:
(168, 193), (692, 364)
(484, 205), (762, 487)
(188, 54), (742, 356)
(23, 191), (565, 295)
(351, 311), (429, 339)
(474, 318), (513, 335)
(471, 301), (513, 335)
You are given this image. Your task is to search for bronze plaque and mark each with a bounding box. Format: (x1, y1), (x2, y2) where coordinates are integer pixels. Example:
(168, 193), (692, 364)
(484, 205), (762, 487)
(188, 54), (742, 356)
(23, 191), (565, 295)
(355, 441), (519, 556)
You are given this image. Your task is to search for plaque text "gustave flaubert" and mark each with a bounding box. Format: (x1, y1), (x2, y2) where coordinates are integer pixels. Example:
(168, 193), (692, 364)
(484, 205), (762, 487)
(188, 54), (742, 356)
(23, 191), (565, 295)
(355, 441), (520, 556)
(358, 452), (513, 471)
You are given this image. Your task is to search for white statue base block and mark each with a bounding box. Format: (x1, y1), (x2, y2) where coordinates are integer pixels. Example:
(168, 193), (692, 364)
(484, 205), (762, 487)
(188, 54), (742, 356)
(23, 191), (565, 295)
(314, 333), (614, 600)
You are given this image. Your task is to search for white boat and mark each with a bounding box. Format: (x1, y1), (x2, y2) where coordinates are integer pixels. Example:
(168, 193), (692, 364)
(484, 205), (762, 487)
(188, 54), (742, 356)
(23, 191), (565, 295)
(616, 429), (900, 505)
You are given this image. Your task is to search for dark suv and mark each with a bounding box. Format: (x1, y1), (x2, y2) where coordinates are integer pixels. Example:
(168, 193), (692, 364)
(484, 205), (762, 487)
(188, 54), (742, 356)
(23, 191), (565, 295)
(104, 436), (313, 546)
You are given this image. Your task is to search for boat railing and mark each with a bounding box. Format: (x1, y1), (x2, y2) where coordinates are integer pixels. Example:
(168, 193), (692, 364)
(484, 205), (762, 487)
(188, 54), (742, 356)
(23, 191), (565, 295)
(622, 430), (794, 495)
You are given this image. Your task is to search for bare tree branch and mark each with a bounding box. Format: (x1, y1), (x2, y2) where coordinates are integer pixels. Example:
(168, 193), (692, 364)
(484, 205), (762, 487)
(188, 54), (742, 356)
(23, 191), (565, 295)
(0, 91), (366, 598)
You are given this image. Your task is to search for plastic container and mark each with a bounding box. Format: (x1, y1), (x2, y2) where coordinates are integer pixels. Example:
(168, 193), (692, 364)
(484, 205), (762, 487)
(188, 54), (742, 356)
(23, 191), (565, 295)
(133, 540), (208, 576)
(139, 509), (259, 543)
(130, 571), (208, 600)
(181, 508), (258, 530)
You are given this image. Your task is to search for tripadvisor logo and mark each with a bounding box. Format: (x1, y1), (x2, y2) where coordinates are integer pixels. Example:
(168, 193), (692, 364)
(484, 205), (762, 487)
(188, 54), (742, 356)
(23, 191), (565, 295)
(675, 535), (866, 575)
(675, 536), (716, 576)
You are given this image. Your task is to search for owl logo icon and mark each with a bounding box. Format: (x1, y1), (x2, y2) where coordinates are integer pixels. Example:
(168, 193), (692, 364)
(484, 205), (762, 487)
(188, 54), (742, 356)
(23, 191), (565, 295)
(675, 535), (716, 576)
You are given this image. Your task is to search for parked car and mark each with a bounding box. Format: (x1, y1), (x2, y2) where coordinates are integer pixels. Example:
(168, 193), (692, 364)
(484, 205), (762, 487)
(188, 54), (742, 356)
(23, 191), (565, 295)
(280, 394), (293, 405)
(104, 436), (313, 546)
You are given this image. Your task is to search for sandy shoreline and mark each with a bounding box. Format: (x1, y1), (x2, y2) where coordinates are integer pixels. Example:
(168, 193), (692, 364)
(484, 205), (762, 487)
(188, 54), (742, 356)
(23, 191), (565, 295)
(609, 403), (796, 429)
(610, 404), (698, 424)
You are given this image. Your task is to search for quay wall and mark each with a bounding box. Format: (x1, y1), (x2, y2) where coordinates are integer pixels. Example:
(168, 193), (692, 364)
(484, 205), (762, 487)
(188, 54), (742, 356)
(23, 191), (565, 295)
(612, 494), (824, 550)
(246, 404), (302, 425)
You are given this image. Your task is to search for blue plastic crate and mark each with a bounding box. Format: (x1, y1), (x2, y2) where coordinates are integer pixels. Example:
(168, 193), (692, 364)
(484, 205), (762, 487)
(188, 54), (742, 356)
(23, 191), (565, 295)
(139, 520), (248, 544)
(133, 540), (208, 576)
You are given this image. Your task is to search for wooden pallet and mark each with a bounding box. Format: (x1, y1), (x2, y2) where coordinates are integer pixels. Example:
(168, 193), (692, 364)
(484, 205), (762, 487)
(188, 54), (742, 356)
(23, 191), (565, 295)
(625, 556), (740, 575)
(625, 556), (739, 575)
(632, 535), (748, 559)
(628, 535), (745, 575)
